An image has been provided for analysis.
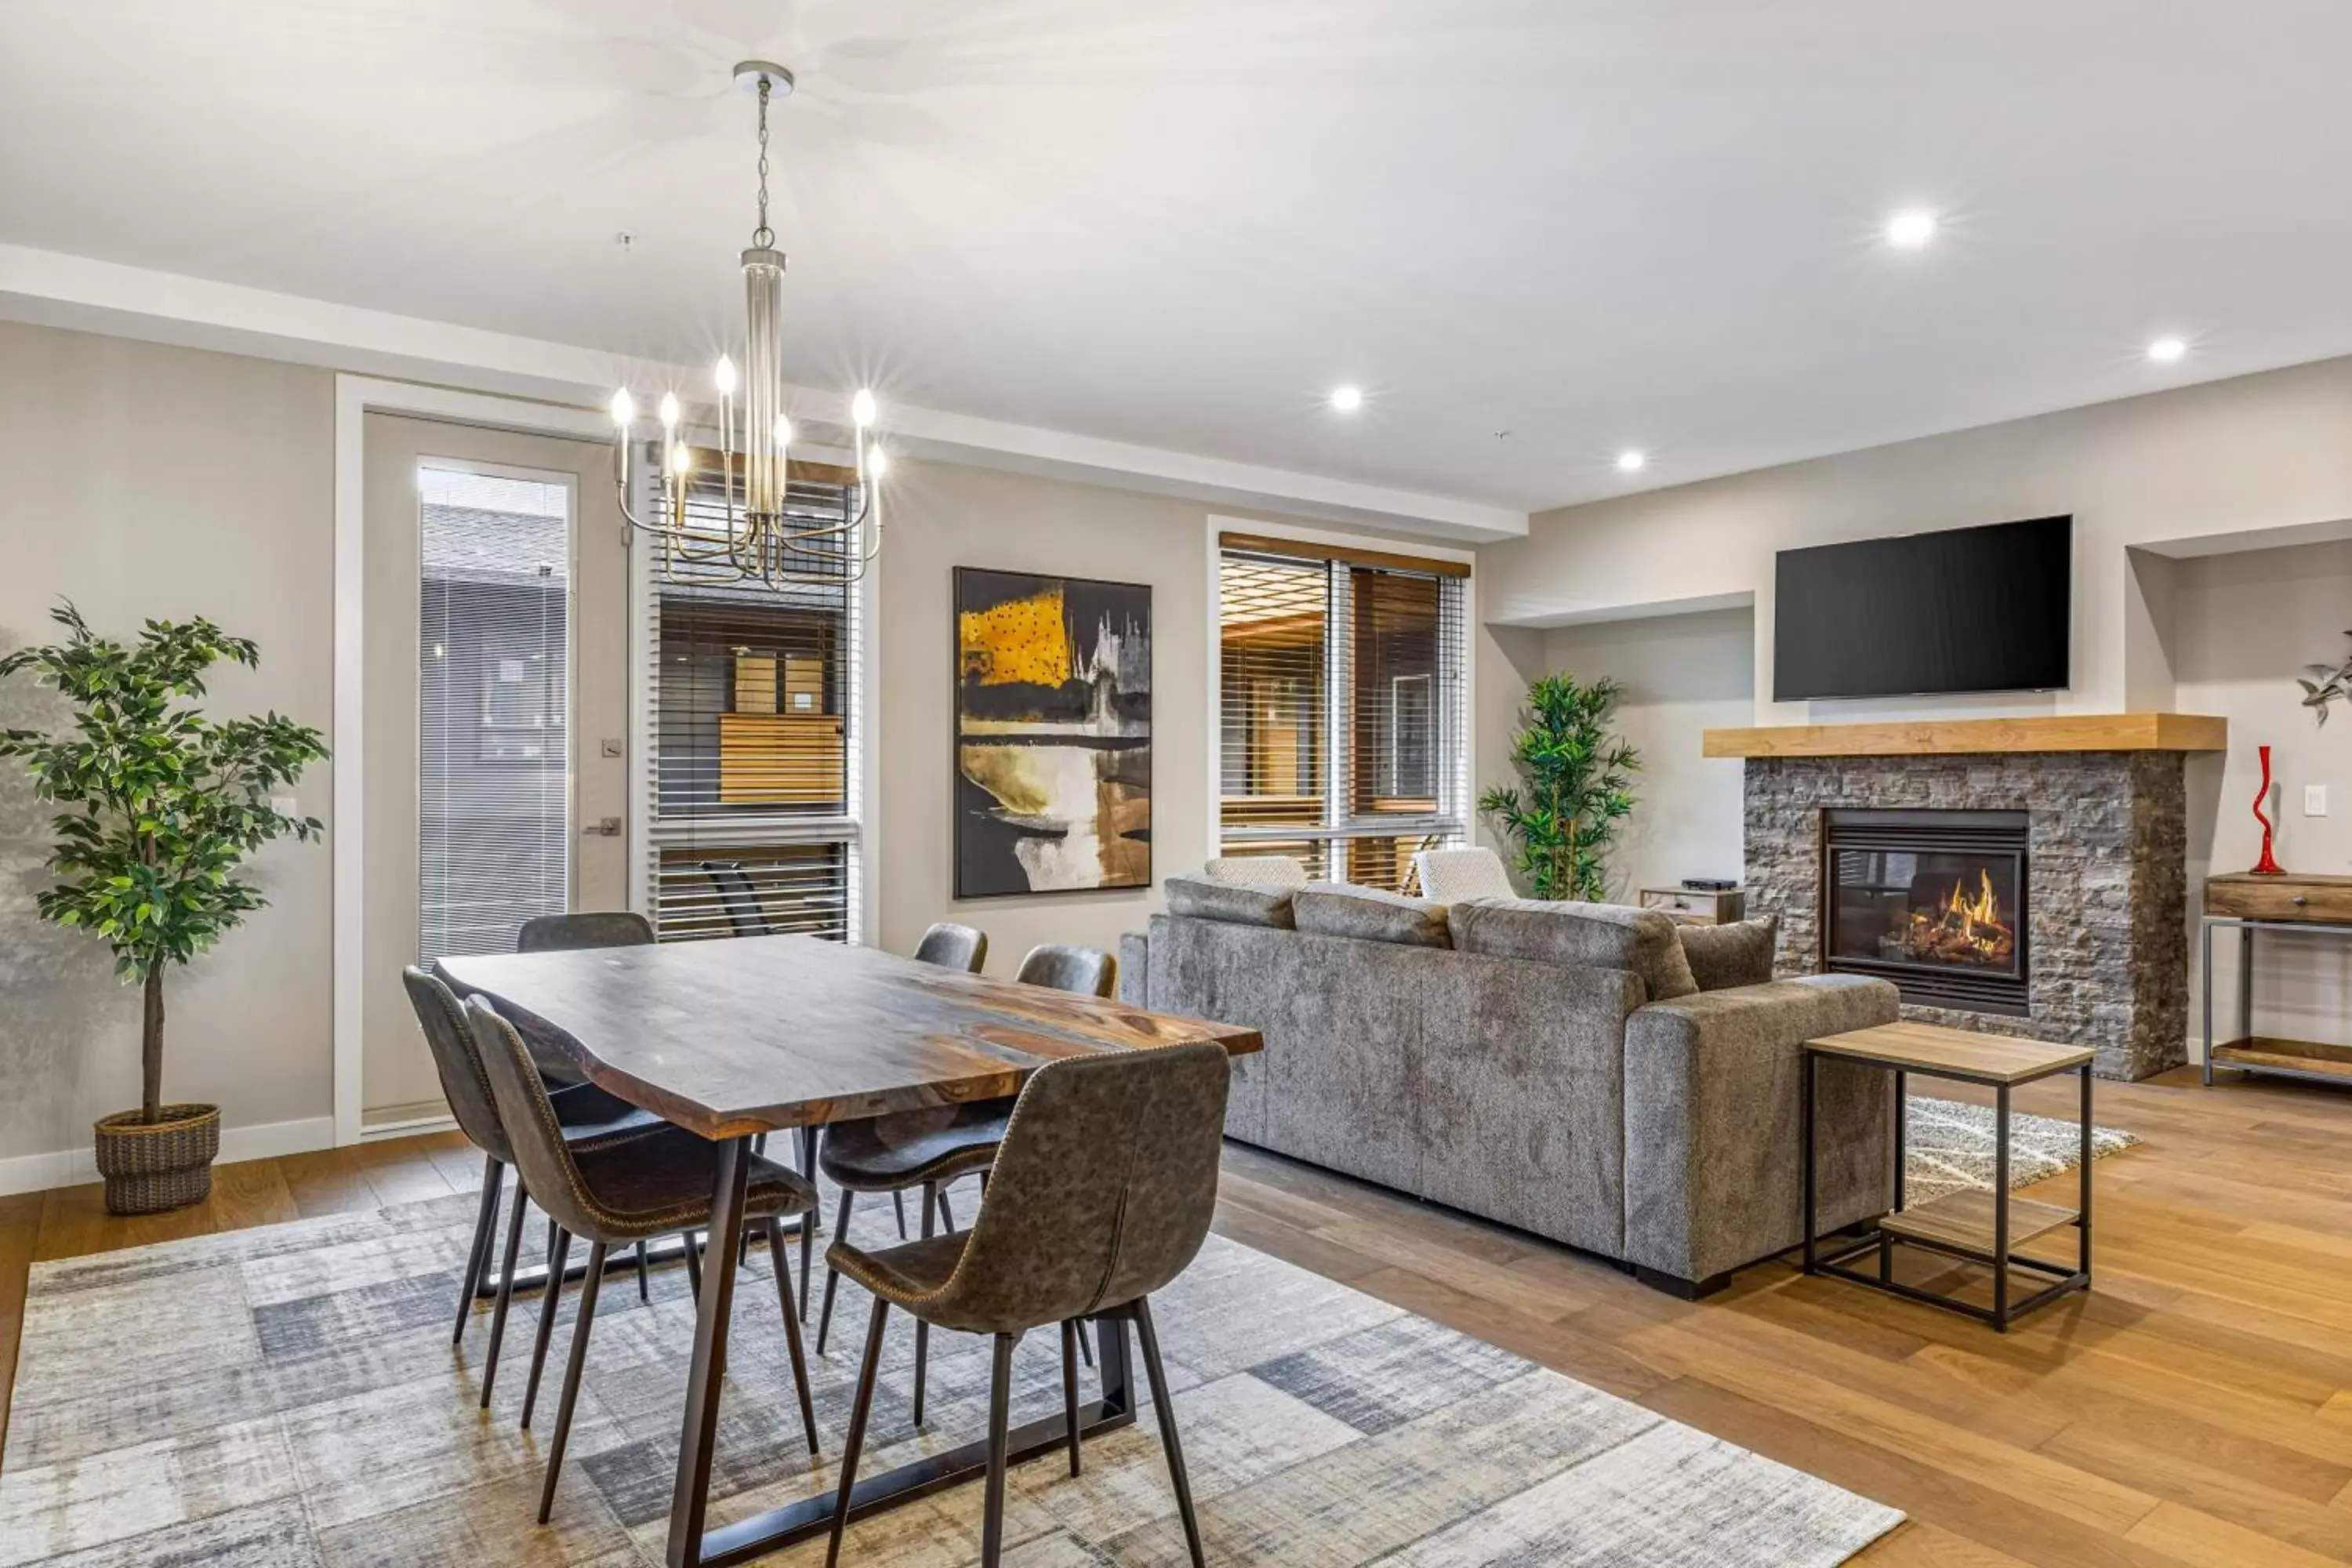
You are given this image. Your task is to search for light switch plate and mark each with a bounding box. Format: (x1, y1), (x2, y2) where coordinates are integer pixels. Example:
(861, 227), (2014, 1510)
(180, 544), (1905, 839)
(2306, 784), (2328, 817)
(601, 738), (624, 757)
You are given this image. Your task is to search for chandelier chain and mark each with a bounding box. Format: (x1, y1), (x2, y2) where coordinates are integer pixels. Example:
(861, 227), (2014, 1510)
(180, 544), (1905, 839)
(752, 76), (775, 249)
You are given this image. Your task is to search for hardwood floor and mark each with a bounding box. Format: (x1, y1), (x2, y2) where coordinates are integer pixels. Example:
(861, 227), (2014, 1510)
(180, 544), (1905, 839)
(5, 1065), (2352, 1565)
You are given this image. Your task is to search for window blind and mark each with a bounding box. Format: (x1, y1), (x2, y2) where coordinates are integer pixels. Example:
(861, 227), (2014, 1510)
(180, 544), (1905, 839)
(1217, 539), (1468, 892)
(418, 464), (572, 963)
(640, 451), (864, 943)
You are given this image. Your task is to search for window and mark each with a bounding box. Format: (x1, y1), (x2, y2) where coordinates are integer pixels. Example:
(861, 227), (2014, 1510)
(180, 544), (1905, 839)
(639, 451), (864, 943)
(1217, 534), (1468, 891)
(418, 463), (572, 963)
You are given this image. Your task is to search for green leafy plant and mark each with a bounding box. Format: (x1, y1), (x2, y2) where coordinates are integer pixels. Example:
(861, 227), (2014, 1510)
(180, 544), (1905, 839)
(0, 603), (327, 1124)
(1478, 673), (1640, 902)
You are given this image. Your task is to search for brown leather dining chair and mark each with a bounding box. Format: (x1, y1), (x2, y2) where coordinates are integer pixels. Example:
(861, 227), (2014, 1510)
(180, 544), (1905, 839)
(400, 967), (659, 1403)
(516, 910), (655, 952)
(812, 938), (1118, 1414)
(824, 1039), (1230, 1568)
(464, 993), (826, 1524)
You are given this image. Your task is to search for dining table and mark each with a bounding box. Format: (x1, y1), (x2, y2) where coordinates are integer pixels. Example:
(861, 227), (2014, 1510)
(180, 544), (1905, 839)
(436, 932), (1263, 1568)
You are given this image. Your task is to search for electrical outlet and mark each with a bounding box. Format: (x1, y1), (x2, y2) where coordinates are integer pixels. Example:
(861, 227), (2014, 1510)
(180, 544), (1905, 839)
(2306, 784), (2328, 817)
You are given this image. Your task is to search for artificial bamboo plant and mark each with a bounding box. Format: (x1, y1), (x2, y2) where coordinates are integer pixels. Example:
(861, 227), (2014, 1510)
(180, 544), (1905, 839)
(1477, 673), (1640, 902)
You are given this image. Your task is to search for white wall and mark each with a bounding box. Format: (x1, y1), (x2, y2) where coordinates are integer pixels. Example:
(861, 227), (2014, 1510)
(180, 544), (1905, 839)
(1534, 608), (1754, 899)
(2172, 539), (2352, 1050)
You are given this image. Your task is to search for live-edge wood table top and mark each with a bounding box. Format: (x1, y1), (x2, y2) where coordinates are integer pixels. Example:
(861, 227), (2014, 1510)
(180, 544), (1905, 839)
(437, 934), (1263, 1142)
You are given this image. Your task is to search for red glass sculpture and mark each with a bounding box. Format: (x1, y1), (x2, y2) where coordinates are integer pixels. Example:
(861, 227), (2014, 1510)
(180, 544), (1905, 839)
(2251, 743), (2286, 876)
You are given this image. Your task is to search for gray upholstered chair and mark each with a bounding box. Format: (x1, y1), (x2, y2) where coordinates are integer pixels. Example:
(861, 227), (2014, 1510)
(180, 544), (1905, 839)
(401, 967), (659, 1399)
(1014, 942), (1117, 997)
(516, 909), (654, 952)
(464, 994), (823, 1524)
(1203, 855), (1308, 887)
(824, 1041), (1232, 1568)
(911, 920), (988, 972)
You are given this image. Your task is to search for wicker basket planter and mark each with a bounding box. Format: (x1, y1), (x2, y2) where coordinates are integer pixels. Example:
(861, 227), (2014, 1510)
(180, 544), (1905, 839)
(93, 1103), (221, 1215)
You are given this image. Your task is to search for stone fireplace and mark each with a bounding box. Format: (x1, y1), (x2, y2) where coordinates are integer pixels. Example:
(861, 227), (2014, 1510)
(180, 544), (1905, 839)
(1722, 724), (2205, 1080)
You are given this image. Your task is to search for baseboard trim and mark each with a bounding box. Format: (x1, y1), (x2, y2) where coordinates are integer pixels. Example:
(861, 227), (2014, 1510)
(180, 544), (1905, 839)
(359, 1112), (457, 1143)
(0, 1114), (338, 1199)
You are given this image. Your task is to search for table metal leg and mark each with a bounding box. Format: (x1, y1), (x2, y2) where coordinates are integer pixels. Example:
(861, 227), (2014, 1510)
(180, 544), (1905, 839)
(1884, 1066), (1904, 1282)
(2201, 918), (2216, 1086)
(1992, 1084), (2012, 1331)
(1801, 1051), (1818, 1276)
(2079, 1063), (2093, 1283)
(2239, 924), (2255, 1046)
(666, 1136), (753, 1568)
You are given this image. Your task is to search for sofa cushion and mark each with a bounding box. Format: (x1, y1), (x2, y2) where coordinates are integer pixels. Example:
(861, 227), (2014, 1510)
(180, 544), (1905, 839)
(1293, 883), (1450, 948)
(1677, 915), (1780, 991)
(1164, 873), (1295, 929)
(1447, 898), (1698, 1000)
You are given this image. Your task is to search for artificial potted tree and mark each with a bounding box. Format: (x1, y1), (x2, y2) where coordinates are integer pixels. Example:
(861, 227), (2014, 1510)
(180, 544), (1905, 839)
(0, 603), (326, 1214)
(1479, 673), (1641, 902)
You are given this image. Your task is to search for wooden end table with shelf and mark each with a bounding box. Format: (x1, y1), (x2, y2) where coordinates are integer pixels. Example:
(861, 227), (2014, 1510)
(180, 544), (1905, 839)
(2202, 873), (2352, 1087)
(1801, 1021), (2094, 1331)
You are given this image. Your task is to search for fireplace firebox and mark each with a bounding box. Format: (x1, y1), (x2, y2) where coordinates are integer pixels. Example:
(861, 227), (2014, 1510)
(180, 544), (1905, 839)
(1820, 808), (2029, 1016)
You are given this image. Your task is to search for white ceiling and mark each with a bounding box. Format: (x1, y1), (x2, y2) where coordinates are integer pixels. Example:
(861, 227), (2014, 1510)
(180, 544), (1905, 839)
(5, 0), (2352, 514)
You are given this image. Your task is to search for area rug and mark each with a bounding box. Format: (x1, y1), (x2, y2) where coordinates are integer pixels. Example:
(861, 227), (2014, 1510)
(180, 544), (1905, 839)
(1904, 1096), (2140, 1207)
(0, 1183), (1903, 1566)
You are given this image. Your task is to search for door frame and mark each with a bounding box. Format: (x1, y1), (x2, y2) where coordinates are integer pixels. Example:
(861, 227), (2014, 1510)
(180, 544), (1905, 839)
(332, 375), (881, 1147)
(334, 377), (615, 1146)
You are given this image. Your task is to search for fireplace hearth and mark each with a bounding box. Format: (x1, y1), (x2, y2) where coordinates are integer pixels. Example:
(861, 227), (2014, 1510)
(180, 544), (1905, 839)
(1822, 808), (2029, 1014)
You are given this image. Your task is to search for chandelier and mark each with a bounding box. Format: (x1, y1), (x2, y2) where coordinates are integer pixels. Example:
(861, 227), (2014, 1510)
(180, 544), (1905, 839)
(609, 61), (885, 586)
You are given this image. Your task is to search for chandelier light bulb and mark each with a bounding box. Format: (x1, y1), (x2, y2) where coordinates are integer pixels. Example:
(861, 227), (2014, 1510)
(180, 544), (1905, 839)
(713, 355), (738, 395)
(867, 446), (891, 480)
(774, 416), (793, 446)
(658, 392), (681, 430)
(609, 388), (635, 427)
(667, 441), (692, 476)
(851, 389), (878, 428)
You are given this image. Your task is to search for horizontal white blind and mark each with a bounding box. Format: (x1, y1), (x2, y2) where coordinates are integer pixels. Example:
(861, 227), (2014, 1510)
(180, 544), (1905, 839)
(641, 453), (862, 944)
(1218, 544), (1468, 892)
(418, 464), (571, 963)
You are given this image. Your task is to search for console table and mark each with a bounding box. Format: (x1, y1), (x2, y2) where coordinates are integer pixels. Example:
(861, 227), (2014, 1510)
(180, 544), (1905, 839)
(2202, 873), (2352, 1087)
(1802, 1021), (2093, 1331)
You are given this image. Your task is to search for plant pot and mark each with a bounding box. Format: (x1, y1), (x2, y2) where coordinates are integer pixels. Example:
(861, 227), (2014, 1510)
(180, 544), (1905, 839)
(93, 1103), (221, 1215)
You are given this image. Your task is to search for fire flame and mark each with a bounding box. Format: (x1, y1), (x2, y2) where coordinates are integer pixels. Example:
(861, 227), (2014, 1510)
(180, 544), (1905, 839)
(1907, 866), (2013, 964)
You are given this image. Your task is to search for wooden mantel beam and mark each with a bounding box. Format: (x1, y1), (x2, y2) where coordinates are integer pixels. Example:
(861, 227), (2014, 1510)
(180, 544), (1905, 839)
(1702, 713), (2228, 759)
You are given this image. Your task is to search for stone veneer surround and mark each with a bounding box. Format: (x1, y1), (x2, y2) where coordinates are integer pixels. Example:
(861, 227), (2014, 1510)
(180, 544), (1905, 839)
(1744, 751), (2188, 1080)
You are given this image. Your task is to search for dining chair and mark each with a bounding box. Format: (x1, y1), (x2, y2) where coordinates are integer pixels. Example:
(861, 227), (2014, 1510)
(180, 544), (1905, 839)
(463, 994), (825, 1524)
(824, 1040), (1232, 1568)
(911, 920), (987, 971)
(516, 910), (655, 951)
(399, 967), (659, 1403)
(702, 860), (775, 937)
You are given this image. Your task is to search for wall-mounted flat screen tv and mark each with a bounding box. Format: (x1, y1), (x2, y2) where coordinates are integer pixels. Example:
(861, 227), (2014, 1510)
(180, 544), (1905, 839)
(1773, 514), (2071, 701)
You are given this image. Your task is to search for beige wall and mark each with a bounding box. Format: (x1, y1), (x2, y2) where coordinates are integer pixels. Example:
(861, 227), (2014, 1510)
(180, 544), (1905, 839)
(2172, 539), (2352, 1050)
(0, 320), (335, 1167)
(1534, 608), (1753, 900)
(873, 459), (1232, 977)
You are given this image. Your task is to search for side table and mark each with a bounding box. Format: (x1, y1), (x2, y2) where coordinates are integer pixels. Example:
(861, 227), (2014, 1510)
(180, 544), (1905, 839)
(1802, 1021), (2094, 1331)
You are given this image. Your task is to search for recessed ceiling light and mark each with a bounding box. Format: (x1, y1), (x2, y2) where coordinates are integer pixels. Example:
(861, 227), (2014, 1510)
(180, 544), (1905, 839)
(1884, 209), (1938, 249)
(1616, 449), (1647, 473)
(2147, 336), (2188, 364)
(1329, 385), (1364, 413)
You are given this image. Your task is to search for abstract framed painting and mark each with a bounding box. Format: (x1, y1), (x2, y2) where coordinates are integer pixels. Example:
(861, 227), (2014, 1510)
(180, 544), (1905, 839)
(954, 567), (1152, 898)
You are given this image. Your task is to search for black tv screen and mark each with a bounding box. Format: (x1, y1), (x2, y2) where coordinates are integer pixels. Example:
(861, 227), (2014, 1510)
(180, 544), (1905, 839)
(1773, 516), (2071, 701)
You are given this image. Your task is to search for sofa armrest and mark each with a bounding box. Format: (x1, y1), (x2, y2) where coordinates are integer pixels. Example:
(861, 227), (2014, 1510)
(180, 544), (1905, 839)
(1622, 974), (1900, 1284)
(1117, 929), (1150, 1007)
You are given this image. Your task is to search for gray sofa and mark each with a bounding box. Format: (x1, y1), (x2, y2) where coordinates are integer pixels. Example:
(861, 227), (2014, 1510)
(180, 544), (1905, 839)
(1120, 878), (1900, 1295)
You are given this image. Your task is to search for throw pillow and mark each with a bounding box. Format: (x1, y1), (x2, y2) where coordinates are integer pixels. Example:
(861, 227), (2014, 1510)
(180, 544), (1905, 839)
(1677, 914), (1780, 991)
(1292, 882), (1451, 948)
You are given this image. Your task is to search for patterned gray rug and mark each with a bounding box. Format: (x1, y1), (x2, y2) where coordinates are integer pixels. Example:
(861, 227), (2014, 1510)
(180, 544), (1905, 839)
(1904, 1096), (2140, 1207)
(0, 1181), (1903, 1566)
